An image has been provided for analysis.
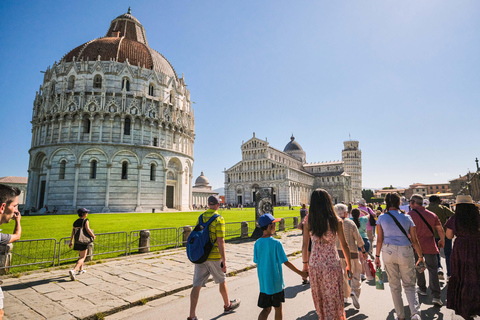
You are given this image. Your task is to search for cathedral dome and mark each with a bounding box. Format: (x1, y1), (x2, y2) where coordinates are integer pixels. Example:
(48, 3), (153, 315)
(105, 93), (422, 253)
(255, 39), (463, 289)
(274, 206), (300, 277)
(195, 172), (210, 187)
(283, 135), (303, 152)
(60, 8), (178, 80)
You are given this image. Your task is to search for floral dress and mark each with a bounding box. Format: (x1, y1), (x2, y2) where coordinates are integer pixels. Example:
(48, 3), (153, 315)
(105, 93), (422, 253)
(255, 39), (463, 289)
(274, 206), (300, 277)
(309, 231), (346, 320)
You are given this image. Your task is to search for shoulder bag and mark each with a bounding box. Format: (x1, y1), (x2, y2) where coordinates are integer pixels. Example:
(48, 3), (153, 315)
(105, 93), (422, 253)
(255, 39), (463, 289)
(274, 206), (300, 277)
(412, 209), (434, 235)
(385, 212), (411, 243)
(76, 219), (93, 245)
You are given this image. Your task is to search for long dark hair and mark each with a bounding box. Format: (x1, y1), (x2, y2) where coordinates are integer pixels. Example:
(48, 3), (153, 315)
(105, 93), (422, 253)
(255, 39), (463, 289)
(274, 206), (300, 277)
(308, 189), (338, 238)
(455, 203), (480, 234)
(385, 193), (401, 211)
(351, 208), (361, 228)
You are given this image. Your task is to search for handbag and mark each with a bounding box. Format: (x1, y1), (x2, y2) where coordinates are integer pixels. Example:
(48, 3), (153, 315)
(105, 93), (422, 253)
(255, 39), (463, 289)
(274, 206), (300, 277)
(75, 219), (93, 245)
(364, 259), (375, 281)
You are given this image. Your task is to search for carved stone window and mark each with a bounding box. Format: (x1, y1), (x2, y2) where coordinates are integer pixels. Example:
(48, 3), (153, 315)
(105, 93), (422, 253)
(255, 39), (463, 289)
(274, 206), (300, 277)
(124, 118), (131, 135)
(84, 119), (91, 133)
(122, 78), (130, 91)
(149, 84), (154, 96)
(93, 75), (102, 88)
(150, 164), (156, 181)
(153, 137), (158, 146)
(90, 160), (97, 179)
(122, 161), (128, 179)
(59, 160), (66, 179)
(68, 76), (75, 90)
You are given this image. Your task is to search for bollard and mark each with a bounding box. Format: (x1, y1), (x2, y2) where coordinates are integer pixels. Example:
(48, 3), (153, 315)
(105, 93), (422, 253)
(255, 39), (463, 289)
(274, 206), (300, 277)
(241, 221), (249, 238)
(85, 243), (94, 262)
(152, 208), (155, 213)
(139, 230), (151, 253)
(0, 243), (13, 275)
(182, 226), (192, 247)
(293, 216), (299, 229)
(279, 218), (285, 231)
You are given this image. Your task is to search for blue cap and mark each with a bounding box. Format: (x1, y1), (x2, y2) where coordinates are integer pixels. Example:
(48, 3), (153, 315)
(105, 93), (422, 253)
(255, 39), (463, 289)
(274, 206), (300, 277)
(258, 213), (281, 228)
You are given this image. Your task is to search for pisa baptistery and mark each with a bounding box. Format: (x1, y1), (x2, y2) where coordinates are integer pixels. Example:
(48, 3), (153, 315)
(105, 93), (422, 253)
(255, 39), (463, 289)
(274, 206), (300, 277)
(25, 9), (195, 213)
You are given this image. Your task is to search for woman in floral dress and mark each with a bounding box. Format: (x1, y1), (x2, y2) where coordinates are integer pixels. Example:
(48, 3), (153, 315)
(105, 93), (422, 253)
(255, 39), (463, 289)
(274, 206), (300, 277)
(305, 189), (352, 319)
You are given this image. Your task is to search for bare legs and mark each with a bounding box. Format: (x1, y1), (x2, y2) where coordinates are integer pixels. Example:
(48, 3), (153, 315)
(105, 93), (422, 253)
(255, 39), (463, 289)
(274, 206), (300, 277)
(73, 249), (87, 272)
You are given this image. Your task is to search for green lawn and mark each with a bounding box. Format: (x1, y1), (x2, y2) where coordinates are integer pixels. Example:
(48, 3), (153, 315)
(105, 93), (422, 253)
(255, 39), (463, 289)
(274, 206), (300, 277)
(2, 206), (302, 241)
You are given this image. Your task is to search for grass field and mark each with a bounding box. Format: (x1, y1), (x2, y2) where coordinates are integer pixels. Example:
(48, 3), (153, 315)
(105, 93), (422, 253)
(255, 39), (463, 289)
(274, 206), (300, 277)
(1, 206), (303, 241)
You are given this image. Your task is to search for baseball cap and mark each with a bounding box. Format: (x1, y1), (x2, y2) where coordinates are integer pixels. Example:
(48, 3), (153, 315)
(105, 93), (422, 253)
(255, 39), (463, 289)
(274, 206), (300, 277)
(208, 195), (221, 205)
(258, 213), (281, 228)
(77, 208), (90, 214)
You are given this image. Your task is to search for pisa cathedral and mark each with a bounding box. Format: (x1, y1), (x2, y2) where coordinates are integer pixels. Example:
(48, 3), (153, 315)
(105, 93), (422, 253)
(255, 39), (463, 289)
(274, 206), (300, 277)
(25, 9), (195, 213)
(224, 134), (362, 205)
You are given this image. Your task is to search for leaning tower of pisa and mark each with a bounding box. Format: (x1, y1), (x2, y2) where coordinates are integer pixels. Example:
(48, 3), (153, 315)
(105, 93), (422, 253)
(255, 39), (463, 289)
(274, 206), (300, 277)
(342, 141), (362, 202)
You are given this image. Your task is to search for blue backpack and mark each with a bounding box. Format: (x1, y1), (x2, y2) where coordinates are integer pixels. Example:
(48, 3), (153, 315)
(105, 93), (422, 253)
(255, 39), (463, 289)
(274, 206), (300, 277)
(187, 213), (219, 264)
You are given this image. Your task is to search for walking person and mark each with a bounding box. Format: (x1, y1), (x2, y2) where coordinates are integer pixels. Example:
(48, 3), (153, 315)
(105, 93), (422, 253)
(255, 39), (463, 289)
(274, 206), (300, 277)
(303, 189), (351, 320)
(426, 195), (454, 280)
(445, 195), (480, 320)
(358, 199), (376, 254)
(408, 194), (444, 306)
(375, 193), (424, 320)
(0, 184), (22, 319)
(334, 203), (367, 309)
(68, 208), (95, 280)
(254, 214), (308, 320)
(188, 195), (240, 320)
(351, 208), (369, 280)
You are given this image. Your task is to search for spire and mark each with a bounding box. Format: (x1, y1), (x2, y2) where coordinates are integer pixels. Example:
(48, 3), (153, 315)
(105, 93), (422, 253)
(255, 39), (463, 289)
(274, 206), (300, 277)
(290, 134), (295, 141)
(476, 157), (479, 172)
(128, 7), (131, 14)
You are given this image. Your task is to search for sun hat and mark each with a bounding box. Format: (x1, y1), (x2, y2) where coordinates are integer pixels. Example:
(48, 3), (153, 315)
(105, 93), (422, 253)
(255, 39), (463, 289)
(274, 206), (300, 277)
(452, 195), (480, 207)
(258, 213), (281, 228)
(357, 199), (366, 205)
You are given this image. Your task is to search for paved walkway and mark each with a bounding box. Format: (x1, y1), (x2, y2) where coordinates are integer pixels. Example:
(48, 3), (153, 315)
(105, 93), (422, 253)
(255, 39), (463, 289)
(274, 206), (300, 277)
(2, 230), (304, 320)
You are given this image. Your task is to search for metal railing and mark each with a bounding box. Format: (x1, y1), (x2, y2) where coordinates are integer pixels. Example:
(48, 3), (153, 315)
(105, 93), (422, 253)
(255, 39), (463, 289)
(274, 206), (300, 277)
(0, 216), (300, 273)
(128, 228), (177, 254)
(0, 238), (57, 270)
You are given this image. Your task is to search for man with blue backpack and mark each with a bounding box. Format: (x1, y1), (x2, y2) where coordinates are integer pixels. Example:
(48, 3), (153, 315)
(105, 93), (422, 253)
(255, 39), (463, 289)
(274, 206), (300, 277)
(187, 195), (240, 320)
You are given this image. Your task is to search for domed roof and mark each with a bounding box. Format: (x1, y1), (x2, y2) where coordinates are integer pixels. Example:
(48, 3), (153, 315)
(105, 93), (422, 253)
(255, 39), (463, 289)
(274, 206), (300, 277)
(283, 135), (303, 152)
(60, 8), (178, 80)
(195, 172), (210, 187)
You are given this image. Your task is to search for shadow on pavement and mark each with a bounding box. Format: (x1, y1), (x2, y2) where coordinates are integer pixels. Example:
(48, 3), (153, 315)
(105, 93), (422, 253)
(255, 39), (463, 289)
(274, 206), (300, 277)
(2, 277), (69, 291)
(285, 283), (310, 299)
(296, 310), (318, 319)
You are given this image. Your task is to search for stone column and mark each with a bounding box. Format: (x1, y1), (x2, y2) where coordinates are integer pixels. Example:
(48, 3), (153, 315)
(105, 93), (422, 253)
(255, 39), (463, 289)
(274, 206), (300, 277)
(85, 243), (94, 262)
(182, 226), (192, 247)
(109, 118), (114, 143)
(241, 221), (249, 238)
(77, 118), (82, 141)
(139, 230), (150, 253)
(163, 169), (168, 210)
(88, 116), (94, 142)
(67, 116), (73, 142)
(120, 118), (124, 143)
(99, 115), (104, 142)
(135, 165), (143, 212)
(140, 120), (145, 145)
(57, 120), (63, 144)
(49, 120), (54, 144)
(103, 163), (112, 212)
(72, 163), (81, 210)
(43, 165), (52, 207)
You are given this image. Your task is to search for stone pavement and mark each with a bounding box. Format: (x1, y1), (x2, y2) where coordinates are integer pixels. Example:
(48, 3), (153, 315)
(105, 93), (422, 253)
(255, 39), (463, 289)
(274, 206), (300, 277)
(2, 229), (304, 320)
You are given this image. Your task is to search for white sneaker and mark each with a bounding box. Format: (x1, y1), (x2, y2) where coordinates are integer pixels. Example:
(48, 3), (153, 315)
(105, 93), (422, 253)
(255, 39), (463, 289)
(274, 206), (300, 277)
(411, 314), (421, 320)
(416, 287), (427, 296)
(69, 270), (76, 281)
(361, 274), (366, 281)
(432, 297), (443, 306)
(78, 270), (87, 275)
(350, 292), (360, 309)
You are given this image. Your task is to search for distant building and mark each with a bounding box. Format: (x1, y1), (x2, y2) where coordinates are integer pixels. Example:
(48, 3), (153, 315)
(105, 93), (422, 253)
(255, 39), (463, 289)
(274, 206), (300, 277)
(224, 134), (361, 206)
(192, 172), (218, 207)
(424, 183), (451, 196)
(0, 177), (28, 205)
(374, 188), (405, 199)
(404, 183), (428, 199)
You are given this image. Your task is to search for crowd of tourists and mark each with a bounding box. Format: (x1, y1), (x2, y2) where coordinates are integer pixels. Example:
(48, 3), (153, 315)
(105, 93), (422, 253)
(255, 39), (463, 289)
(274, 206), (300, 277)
(1, 182), (479, 320)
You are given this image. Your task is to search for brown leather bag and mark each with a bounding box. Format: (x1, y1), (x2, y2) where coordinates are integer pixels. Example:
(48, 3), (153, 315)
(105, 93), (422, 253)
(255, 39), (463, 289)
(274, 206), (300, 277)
(75, 219), (93, 245)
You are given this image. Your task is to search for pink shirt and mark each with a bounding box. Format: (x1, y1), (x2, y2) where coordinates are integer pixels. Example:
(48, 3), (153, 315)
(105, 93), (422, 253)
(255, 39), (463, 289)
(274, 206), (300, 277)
(358, 205), (374, 231)
(408, 207), (441, 254)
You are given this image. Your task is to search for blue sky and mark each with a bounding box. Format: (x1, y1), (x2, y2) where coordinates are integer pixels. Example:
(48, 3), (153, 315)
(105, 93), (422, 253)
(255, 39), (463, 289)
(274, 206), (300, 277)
(0, 1), (479, 191)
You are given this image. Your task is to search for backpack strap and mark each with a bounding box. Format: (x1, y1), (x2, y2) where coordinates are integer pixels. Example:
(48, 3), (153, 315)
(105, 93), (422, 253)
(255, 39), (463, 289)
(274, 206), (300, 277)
(385, 212), (411, 243)
(412, 209), (434, 235)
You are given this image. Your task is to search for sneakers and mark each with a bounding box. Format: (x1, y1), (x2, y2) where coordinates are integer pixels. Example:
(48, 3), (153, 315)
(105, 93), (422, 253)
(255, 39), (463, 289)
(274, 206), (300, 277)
(361, 274), (366, 281)
(302, 279), (310, 285)
(438, 268), (444, 280)
(78, 270), (87, 275)
(416, 287), (427, 296)
(68, 270), (76, 281)
(350, 292), (360, 309)
(411, 314), (421, 320)
(224, 299), (241, 313)
(432, 297), (443, 306)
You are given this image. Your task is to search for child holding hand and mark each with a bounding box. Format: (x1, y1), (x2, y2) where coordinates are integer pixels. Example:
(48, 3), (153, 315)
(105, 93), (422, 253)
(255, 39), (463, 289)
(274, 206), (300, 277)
(254, 214), (308, 320)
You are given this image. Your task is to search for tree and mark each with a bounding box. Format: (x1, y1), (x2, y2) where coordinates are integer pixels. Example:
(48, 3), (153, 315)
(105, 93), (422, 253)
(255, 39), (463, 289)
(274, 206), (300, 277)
(382, 185), (394, 190)
(362, 189), (374, 202)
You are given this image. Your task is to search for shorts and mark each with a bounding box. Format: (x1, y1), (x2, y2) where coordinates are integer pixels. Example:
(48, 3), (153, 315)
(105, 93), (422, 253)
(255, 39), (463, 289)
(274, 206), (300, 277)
(258, 290), (285, 309)
(192, 260), (226, 287)
(0, 287), (4, 309)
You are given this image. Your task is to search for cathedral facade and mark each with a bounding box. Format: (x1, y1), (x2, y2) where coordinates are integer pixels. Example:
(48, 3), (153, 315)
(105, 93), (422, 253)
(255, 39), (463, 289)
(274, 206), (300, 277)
(224, 134), (362, 206)
(25, 10), (195, 213)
